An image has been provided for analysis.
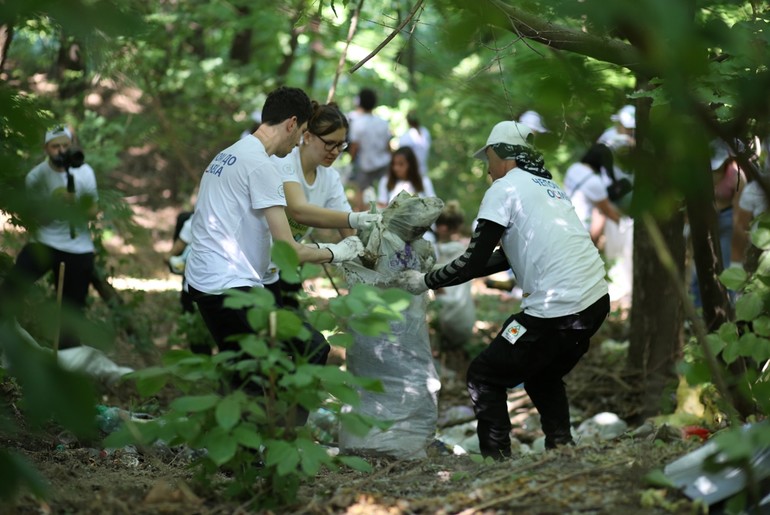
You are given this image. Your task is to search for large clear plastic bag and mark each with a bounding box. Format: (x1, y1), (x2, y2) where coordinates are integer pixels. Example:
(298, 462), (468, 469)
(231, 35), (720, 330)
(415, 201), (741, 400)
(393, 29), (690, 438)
(338, 192), (444, 459)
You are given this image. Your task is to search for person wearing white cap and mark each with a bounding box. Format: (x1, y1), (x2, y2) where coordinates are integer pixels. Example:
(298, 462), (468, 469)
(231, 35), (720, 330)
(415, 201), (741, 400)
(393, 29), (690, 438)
(0, 124), (98, 349)
(517, 110), (548, 134)
(395, 120), (609, 459)
(689, 139), (746, 306)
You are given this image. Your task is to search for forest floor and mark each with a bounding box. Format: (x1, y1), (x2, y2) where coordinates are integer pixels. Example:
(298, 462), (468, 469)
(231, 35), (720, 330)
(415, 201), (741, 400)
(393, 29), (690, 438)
(0, 200), (709, 515)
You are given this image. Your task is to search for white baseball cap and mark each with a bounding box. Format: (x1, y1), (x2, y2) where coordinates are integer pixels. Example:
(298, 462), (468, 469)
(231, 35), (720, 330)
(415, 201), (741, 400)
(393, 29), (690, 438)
(610, 105), (636, 129)
(518, 110), (548, 133)
(473, 121), (533, 161)
(45, 126), (72, 144)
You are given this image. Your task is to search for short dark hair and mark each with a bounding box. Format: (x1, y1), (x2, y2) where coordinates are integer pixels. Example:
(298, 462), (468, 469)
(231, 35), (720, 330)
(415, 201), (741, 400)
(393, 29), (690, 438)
(307, 101), (349, 136)
(261, 86), (313, 126)
(358, 88), (377, 111)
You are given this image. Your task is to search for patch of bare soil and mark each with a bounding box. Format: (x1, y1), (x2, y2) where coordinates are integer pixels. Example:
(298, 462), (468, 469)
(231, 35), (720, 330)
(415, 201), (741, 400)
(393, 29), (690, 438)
(2, 191), (699, 514)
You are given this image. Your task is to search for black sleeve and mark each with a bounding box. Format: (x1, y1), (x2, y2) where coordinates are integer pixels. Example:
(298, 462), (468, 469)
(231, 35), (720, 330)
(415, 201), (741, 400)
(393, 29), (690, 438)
(425, 218), (509, 289)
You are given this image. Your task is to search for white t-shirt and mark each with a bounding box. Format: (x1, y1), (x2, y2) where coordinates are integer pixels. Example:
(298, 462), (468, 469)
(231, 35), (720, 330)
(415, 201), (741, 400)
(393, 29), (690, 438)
(377, 176), (436, 205)
(563, 162), (607, 230)
(398, 126), (431, 177)
(261, 147), (353, 285)
(26, 160), (97, 254)
(349, 113), (391, 173)
(185, 136), (287, 293)
(739, 180), (769, 218)
(477, 168), (608, 318)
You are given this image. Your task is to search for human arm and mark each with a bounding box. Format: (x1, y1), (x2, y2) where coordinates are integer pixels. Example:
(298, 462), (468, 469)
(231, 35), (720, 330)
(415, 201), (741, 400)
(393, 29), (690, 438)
(594, 198), (621, 225)
(425, 219), (508, 289)
(284, 181), (379, 230)
(264, 205), (362, 264)
(397, 219), (509, 294)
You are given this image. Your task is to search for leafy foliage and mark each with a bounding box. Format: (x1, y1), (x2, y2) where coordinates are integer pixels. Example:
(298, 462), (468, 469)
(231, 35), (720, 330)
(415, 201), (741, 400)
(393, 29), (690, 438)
(104, 244), (408, 507)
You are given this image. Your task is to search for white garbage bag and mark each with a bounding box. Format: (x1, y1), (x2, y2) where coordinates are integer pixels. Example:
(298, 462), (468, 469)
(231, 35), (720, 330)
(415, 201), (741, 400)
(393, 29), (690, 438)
(338, 192), (444, 459)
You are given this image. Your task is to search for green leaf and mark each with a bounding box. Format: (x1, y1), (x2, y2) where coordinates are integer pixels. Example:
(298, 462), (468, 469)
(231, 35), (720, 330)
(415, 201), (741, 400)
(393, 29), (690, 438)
(232, 424), (262, 449)
(751, 223), (770, 250)
(336, 455), (372, 473)
(135, 373), (168, 398)
(0, 450), (48, 500)
(326, 383), (361, 405)
(306, 310), (337, 332)
(719, 266), (747, 290)
(752, 316), (770, 337)
(735, 292), (763, 322)
(215, 395), (242, 431)
(170, 394), (220, 413)
(682, 360), (711, 385)
(349, 318), (392, 337)
(265, 440), (300, 476)
(173, 416), (201, 441)
(275, 310), (304, 340)
(739, 333), (770, 362)
(239, 336), (269, 358)
(716, 322), (739, 345)
(327, 333), (353, 348)
(704, 334), (726, 357)
(643, 469), (677, 488)
(297, 438), (331, 476)
(203, 427), (237, 466)
(271, 241), (300, 283)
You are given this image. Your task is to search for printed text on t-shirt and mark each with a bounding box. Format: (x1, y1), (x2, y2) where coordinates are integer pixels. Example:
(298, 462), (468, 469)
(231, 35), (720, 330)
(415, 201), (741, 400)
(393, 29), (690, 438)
(531, 177), (569, 201)
(205, 152), (238, 177)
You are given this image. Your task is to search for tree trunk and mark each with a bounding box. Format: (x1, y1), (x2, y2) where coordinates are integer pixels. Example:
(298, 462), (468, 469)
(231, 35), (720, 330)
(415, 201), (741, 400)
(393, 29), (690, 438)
(275, 11), (304, 85)
(55, 35), (87, 103)
(229, 5), (252, 64)
(627, 96), (685, 420)
(684, 166), (732, 331)
(629, 212), (685, 420)
(0, 24), (13, 74)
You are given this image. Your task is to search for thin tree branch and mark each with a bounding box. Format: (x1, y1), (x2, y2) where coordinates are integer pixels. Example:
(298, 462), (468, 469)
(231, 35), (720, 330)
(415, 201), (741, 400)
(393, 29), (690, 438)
(328, 0), (364, 102)
(349, 0), (424, 74)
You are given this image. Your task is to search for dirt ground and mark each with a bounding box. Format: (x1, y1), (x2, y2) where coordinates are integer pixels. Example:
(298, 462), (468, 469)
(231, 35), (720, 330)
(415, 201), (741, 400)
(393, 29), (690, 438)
(0, 158), (705, 515)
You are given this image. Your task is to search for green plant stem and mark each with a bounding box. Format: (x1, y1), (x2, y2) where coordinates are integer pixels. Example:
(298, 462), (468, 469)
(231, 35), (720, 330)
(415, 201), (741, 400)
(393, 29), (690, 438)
(642, 213), (742, 427)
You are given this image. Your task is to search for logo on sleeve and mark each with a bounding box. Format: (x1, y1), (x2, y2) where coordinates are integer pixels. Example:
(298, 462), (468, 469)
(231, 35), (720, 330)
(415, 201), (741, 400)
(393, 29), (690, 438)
(278, 184), (285, 198)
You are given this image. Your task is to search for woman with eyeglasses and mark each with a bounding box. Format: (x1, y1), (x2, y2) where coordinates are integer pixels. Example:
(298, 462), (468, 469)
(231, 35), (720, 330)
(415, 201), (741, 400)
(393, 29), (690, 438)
(266, 101), (379, 308)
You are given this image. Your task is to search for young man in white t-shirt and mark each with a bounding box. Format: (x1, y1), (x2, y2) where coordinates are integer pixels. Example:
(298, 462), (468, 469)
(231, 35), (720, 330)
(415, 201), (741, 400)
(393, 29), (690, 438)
(396, 121), (610, 459)
(0, 125), (98, 349)
(185, 87), (364, 376)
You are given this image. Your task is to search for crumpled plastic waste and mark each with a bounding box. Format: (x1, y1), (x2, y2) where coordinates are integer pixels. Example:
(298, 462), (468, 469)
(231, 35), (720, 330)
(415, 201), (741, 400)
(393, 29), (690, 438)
(664, 422), (770, 507)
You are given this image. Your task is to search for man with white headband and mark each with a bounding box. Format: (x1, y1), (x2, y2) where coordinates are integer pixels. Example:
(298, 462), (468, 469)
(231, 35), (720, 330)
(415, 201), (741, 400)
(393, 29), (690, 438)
(396, 120), (609, 459)
(0, 124), (98, 349)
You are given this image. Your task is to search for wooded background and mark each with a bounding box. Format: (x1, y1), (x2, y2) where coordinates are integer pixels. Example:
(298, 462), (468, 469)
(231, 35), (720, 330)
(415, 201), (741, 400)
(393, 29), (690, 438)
(2, 0), (770, 421)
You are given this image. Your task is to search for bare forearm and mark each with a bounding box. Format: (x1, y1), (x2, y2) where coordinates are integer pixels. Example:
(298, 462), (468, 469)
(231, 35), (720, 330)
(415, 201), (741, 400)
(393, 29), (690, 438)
(288, 203), (350, 229)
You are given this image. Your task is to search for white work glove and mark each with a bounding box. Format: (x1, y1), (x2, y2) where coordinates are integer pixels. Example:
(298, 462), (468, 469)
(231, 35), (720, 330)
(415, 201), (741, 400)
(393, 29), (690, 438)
(348, 211), (382, 230)
(318, 236), (364, 264)
(395, 269), (429, 295)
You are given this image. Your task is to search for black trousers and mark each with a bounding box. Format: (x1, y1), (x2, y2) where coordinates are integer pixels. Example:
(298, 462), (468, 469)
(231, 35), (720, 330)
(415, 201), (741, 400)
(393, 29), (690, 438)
(0, 242), (94, 349)
(467, 294), (610, 459)
(188, 284), (330, 393)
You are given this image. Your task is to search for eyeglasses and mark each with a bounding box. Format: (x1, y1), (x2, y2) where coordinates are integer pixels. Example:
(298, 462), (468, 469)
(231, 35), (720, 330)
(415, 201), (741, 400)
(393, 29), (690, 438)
(315, 134), (348, 152)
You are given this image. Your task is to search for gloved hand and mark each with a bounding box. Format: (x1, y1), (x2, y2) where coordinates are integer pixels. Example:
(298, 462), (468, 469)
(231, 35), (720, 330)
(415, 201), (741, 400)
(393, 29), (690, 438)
(348, 211), (382, 230)
(318, 236), (364, 264)
(395, 269), (429, 295)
